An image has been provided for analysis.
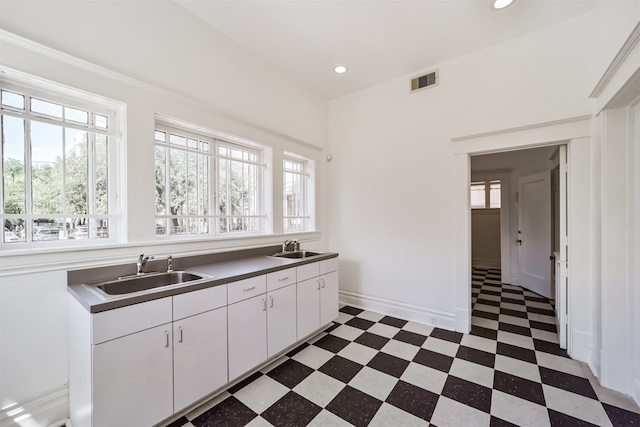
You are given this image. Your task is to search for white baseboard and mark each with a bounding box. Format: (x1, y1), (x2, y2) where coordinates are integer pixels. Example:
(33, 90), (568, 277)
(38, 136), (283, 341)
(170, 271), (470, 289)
(339, 290), (456, 331)
(0, 385), (68, 427)
(632, 377), (640, 407)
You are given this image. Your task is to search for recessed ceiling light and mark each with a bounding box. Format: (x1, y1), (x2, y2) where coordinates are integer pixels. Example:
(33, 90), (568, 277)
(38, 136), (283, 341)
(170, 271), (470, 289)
(334, 65), (348, 74)
(492, 0), (514, 9)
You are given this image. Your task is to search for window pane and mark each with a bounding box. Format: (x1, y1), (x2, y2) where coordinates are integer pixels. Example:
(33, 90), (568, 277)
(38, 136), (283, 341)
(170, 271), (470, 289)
(95, 134), (109, 215)
(155, 218), (166, 236)
(68, 221), (88, 239)
(65, 106), (89, 124)
(31, 98), (63, 118)
(170, 134), (186, 147)
(155, 146), (166, 215)
(169, 148), (187, 216)
(32, 219), (63, 242)
(155, 130), (166, 142)
(31, 121), (63, 215)
(470, 184), (485, 208)
(489, 182), (501, 208)
(1, 90), (25, 109)
(2, 115), (26, 214)
(187, 152), (198, 215)
(65, 129), (88, 215)
(95, 218), (109, 239)
(94, 114), (108, 129)
(188, 138), (198, 149)
(3, 218), (23, 243)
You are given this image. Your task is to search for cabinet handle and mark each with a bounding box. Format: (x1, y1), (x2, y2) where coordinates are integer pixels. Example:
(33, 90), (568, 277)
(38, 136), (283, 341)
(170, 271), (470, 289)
(164, 330), (169, 348)
(243, 286), (256, 292)
(278, 276), (289, 282)
(317, 279), (321, 290)
(270, 295), (274, 308)
(321, 278), (325, 289)
(178, 326), (183, 343)
(262, 298), (267, 311)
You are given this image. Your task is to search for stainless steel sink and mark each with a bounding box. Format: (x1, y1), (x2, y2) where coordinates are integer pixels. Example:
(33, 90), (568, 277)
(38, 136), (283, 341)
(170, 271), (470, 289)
(271, 251), (323, 259)
(88, 271), (209, 297)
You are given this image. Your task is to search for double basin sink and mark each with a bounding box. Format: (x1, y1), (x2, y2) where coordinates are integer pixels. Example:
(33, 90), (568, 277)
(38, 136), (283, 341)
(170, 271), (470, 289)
(85, 251), (324, 298)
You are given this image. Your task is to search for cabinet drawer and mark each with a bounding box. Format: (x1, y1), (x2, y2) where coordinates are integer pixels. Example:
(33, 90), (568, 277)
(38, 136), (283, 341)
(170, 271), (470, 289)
(173, 284), (227, 320)
(297, 262), (320, 282)
(228, 275), (266, 304)
(267, 267), (296, 292)
(320, 258), (339, 275)
(92, 297), (172, 344)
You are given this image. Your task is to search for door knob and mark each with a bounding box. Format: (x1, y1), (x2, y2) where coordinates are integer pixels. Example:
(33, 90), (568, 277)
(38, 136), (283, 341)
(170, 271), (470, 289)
(517, 239), (522, 245)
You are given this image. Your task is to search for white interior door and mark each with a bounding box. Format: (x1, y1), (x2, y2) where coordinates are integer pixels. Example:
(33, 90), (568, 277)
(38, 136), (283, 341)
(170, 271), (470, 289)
(518, 171), (551, 298)
(555, 146), (568, 349)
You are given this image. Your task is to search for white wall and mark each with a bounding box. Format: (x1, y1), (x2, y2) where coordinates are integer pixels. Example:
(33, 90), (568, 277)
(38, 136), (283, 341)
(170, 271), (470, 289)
(0, 2), (329, 424)
(329, 13), (593, 326)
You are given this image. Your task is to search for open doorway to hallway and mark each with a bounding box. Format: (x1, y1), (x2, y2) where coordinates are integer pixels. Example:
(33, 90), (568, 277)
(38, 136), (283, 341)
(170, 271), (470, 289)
(469, 144), (568, 348)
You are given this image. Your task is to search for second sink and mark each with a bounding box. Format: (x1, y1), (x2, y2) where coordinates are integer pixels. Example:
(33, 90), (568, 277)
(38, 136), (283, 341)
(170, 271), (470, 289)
(272, 251), (323, 259)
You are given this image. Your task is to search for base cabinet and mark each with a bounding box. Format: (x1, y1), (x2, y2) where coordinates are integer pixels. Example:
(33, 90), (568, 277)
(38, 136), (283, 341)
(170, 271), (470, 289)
(173, 307), (228, 412)
(93, 324), (174, 427)
(70, 255), (338, 427)
(320, 270), (339, 326)
(228, 294), (268, 381)
(267, 284), (297, 358)
(297, 259), (340, 339)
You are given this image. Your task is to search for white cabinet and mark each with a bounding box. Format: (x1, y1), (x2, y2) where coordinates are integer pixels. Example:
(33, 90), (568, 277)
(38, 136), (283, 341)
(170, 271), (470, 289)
(267, 284), (297, 358)
(297, 277), (321, 339)
(228, 293), (268, 381)
(69, 255), (338, 427)
(93, 324), (174, 427)
(296, 259), (339, 340)
(173, 286), (228, 412)
(320, 270), (339, 326)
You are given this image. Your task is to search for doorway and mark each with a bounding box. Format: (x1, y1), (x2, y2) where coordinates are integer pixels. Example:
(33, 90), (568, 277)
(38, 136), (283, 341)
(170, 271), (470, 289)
(468, 144), (569, 348)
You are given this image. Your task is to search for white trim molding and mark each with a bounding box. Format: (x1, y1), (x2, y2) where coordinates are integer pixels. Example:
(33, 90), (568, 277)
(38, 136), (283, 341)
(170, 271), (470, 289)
(590, 21), (640, 99)
(339, 290), (456, 331)
(0, 385), (68, 427)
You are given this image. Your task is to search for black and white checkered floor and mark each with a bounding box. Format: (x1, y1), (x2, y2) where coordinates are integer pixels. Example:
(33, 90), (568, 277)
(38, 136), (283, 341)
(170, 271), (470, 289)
(165, 268), (640, 426)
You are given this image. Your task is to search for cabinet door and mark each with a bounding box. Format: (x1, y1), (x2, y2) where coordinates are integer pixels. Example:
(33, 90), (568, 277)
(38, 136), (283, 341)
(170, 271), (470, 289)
(174, 307), (228, 412)
(228, 294), (267, 381)
(93, 324), (173, 427)
(297, 277), (320, 340)
(267, 285), (297, 358)
(320, 271), (339, 326)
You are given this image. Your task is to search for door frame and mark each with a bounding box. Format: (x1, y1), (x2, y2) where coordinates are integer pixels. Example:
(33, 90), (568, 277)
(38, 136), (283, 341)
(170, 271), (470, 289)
(451, 115), (590, 360)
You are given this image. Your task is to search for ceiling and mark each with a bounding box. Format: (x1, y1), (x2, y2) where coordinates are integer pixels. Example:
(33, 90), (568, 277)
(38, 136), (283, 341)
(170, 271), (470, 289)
(174, 0), (595, 100)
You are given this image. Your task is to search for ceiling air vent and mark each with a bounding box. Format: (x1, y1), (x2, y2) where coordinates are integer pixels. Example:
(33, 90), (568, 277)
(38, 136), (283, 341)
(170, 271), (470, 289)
(410, 70), (438, 93)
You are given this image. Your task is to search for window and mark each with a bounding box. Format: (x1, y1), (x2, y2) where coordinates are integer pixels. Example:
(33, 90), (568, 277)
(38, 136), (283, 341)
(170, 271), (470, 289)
(471, 180), (501, 209)
(155, 123), (266, 237)
(0, 75), (121, 246)
(283, 154), (313, 231)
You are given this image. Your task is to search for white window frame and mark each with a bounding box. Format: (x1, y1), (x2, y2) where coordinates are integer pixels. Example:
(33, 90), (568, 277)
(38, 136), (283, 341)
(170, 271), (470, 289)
(0, 69), (124, 249)
(154, 120), (267, 239)
(283, 153), (314, 232)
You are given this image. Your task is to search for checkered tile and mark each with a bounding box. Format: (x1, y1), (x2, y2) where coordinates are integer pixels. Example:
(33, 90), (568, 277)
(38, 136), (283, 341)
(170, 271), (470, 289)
(164, 268), (640, 427)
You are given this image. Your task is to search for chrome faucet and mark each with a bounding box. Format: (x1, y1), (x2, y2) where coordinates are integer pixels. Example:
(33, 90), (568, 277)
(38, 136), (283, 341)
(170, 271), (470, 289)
(137, 253), (154, 276)
(282, 239), (299, 253)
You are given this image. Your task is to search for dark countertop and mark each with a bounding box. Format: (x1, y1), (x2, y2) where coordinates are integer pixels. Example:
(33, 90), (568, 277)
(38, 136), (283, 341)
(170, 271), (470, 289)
(67, 246), (338, 313)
